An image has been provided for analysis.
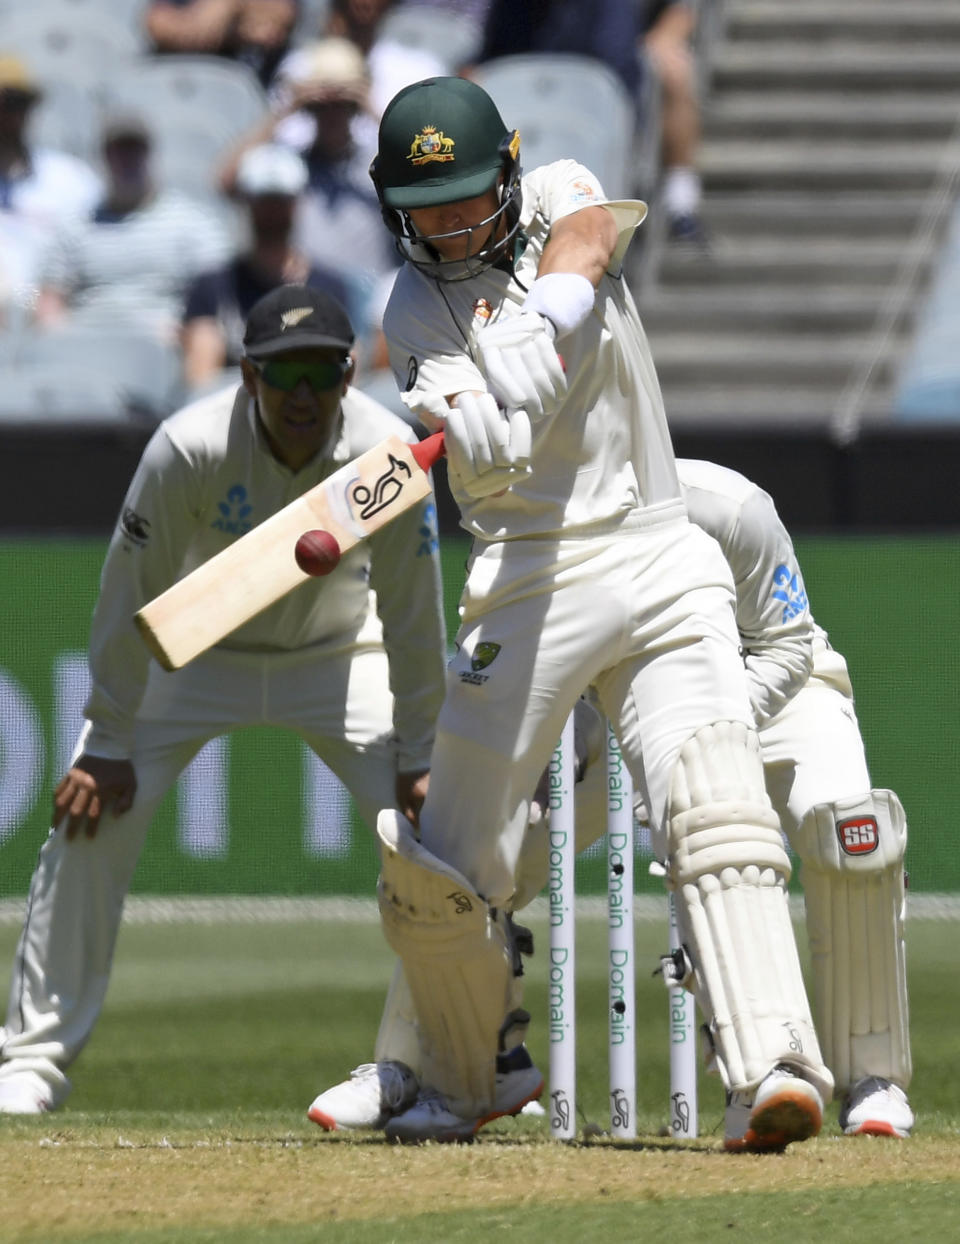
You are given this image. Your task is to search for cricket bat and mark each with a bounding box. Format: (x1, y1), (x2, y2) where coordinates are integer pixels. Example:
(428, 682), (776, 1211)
(135, 431), (445, 671)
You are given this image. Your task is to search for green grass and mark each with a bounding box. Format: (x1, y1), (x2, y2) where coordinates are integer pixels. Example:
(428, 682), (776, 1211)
(1, 913), (958, 1242)
(3, 913), (959, 1127)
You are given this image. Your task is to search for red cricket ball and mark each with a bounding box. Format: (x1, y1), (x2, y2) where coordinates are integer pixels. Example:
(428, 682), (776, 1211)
(295, 529), (341, 576)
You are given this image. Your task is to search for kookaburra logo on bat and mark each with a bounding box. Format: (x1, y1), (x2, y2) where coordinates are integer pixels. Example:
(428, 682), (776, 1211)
(351, 453), (412, 521)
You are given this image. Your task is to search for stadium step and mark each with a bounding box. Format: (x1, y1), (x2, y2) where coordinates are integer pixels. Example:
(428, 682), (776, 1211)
(638, 286), (914, 336)
(646, 334), (904, 389)
(639, 0), (960, 427)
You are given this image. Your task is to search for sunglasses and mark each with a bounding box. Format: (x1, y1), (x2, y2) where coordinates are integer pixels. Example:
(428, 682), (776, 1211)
(254, 357), (349, 393)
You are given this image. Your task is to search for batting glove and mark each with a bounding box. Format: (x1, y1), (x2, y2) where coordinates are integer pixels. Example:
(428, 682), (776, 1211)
(444, 391), (532, 500)
(476, 312), (567, 423)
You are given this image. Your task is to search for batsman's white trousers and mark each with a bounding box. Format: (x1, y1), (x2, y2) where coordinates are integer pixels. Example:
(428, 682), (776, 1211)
(0, 636), (397, 1103)
(418, 512), (755, 906)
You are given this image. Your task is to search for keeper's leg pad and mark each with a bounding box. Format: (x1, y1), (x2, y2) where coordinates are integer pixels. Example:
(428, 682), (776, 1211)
(667, 722), (832, 1101)
(376, 809), (515, 1117)
(794, 790), (911, 1092)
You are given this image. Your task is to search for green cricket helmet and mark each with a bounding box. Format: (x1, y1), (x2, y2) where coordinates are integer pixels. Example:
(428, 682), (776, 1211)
(370, 76), (523, 281)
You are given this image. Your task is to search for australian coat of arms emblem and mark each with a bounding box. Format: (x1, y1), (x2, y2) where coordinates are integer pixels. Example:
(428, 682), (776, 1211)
(408, 125), (455, 166)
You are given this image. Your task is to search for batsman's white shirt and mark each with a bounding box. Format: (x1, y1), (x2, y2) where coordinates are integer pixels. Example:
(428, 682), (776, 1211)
(386, 160), (681, 539)
(383, 162), (757, 905)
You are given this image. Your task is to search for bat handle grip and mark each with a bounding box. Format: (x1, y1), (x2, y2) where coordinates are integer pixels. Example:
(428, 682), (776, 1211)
(411, 431), (446, 473)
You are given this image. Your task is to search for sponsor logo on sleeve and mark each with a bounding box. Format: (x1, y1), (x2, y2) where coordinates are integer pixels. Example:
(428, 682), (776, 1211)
(417, 500), (438, 557)
(771, 563), (808, 623)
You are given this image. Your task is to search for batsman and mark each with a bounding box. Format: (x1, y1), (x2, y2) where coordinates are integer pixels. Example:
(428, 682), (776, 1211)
(324, 76), (833, 1144)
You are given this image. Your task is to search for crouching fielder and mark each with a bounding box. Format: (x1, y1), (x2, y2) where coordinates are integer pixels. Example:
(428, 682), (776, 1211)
(519, 459), (913, 1142)
(309, 75), (831, 1145)
(682, 459), (912, 1141)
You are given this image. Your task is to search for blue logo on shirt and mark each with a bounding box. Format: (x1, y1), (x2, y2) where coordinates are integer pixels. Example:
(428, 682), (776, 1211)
(772, 563), (808, 623)
(417, 500), (438, 557)
(211, 484), (253, 536)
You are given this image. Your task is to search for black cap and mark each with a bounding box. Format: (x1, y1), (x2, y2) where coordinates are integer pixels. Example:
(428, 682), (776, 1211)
(242, 285), (355, 360)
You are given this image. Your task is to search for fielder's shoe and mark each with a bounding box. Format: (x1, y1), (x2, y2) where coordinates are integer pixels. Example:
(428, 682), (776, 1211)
(839, 1076), (914, 1139)
(724, 1064), (823, 1153)
(307, 1060), (418, 1131)
(384, 1045), (544, 1143)
(0, 1073), (53, 1116)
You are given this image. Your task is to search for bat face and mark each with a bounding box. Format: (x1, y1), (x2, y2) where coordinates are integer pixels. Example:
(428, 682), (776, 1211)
(134, 432), (444, 671)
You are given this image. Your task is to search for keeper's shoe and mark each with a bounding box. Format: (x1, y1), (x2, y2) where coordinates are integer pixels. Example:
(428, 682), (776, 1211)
(839, 1076), (914, 1139)
(307, 1060), (418, 1131)
(724, 1065), (823, 1153)
(384, 1045), (544, 1144)
(0, 1073), (53, 1116)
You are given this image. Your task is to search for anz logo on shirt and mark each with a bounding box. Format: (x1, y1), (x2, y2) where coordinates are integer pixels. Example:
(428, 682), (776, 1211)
(211, 484), (253, 536)
(417, 501), (438, 558)
(771, 563), (808, 623)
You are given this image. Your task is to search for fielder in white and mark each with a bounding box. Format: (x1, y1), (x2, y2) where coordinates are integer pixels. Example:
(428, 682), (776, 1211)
(0, 285), (446, 1115)
(322, 76), (832, 1146)
(679, 460), (912, 1141)
(518, 460), (914, 1142)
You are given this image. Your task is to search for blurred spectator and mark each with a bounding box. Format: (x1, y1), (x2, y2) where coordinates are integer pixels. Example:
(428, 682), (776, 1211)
(181, 142), (353, 394)
(471, 0), (641, 95)
(641, 1), (707, 247)
(0, 55), (102, 324)
(145, 0), (300, 89)
(219, 38), (398, 341)
(322, 0), (447, 117)
(35, 112), (230, 342)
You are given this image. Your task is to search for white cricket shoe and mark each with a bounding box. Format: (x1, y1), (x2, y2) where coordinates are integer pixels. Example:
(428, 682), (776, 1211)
(839, 1076), (914, 1139)
(307, 1060), (419, 1131)
(0, 1073), (53, 1116)
(724, 1064), (823, 1153)
(384, 1046), (544, 1143)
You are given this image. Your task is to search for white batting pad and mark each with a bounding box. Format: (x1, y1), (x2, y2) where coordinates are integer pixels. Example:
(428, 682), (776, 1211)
(667, 723), (832, 1100)
(377, 810), (515, 1116)
(794, 790), (911, 1092)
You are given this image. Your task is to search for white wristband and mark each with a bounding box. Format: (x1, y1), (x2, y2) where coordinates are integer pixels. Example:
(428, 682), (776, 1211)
(521, 272), (596, 340)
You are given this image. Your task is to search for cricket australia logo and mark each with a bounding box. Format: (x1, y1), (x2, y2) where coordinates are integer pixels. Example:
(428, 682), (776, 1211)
(771, 562), (808, 623)
(459, 641), (501, 686)
(211, 485), (253, 536)
(350, 453), (412, 521)
(407, 125), (455, 165)
(837, 815), (879, 855)
(471, 642), (501, 671)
